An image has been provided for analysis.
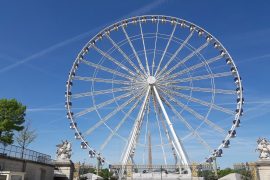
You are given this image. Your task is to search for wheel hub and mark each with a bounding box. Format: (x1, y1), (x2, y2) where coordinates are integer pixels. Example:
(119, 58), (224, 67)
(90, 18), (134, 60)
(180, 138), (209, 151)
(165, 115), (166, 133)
(147, 76), (156, 85)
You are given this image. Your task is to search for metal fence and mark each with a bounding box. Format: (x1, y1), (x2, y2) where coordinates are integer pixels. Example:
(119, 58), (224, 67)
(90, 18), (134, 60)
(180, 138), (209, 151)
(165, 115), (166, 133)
(0, 142), (52, 165)
(109, 164), (213, 179)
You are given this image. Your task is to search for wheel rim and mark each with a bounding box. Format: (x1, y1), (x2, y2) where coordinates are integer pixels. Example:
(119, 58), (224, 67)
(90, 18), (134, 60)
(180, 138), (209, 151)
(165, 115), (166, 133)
(65, 15), (244, 166)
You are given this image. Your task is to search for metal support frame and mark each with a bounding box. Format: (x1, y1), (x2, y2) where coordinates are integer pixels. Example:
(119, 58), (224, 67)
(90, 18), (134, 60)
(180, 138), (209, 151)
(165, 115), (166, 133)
(121, 87), (151, 165)
(120, 84), (191, 176)
(153, 86), (191, 174)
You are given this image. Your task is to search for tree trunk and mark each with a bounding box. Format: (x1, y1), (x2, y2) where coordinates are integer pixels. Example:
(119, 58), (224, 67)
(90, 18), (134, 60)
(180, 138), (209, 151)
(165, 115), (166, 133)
(22, 160), (27, 172)
(21, 146), (25, 159)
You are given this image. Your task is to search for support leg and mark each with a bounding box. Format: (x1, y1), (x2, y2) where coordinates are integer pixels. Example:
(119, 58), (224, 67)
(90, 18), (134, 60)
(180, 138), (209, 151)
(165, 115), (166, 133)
(121, 87), (151, 165)
(153, 86), (191, 175)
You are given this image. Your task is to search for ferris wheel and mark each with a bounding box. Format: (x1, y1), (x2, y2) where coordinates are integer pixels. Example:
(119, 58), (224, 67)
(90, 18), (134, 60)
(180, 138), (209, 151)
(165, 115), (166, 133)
(65, 15), (243, 174)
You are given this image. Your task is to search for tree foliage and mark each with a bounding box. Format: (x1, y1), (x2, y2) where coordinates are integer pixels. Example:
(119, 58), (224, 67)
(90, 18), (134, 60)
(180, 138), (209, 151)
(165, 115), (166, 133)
(218, 168), (236, 178)
(98, 168), (114, 180)
(198, 170), (217, 180)
(0, 98), (26, 144)
(79, 166), (95, 175)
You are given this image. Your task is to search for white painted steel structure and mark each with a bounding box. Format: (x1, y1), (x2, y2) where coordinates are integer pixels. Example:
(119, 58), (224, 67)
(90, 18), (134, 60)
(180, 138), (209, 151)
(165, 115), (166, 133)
(65, 15), (244, 175)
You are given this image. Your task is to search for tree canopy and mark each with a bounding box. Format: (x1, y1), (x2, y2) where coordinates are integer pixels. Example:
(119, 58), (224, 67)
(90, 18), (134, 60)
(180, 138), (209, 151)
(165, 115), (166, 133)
(0, 98), (26, 144)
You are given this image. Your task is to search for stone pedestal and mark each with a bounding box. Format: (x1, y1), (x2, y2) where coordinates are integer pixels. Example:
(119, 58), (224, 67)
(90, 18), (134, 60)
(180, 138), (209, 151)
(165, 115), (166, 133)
(256, 160), (270, 180)
(54, 160), (74, 180)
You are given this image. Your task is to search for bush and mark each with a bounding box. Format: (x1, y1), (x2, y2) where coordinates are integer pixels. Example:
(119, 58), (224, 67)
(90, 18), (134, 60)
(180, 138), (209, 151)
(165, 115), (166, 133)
(198, 170), (217, 180)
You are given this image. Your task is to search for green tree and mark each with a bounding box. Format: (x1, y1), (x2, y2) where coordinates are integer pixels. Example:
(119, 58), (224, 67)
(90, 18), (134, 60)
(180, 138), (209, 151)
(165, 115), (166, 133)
(99, 168), (113, 180)
(218, 168), (235, 178)
(15, 121), (37, 158)
(198, 170), (218, 180)
(0, 99), (26, 144)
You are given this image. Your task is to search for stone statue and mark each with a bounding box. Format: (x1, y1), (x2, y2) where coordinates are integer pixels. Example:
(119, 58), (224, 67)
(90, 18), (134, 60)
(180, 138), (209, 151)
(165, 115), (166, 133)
(56, 140), (72, 161)
(256, 138), (270, 160)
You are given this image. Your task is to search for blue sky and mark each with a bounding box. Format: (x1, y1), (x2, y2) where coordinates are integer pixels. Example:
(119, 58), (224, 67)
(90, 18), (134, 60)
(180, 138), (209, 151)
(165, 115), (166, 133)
(1, 0), (270, 168)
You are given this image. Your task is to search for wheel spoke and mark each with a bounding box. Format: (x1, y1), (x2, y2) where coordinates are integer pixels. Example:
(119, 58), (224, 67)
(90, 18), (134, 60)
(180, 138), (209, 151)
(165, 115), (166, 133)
(164, 84), (236, 95)
(80, 59), (133, 80)
(84, 89), (145, 136)
(160, 86), (234, 115)
(154, 24), (177, 76)
(164, 55), (223, 81)
(74, 91), (135, 118)
(72, 86), (139, 99)
(105, 34), (145, 77)
(73, 76), (132, 85)
(139, 21), (150, 75)
(156, 30), (194, 77)
(160, 71), (232, 84)
(99, 94), (143, 151)
(158, 87), (225, 134)
(158, 41), (209, 79)
(92, 45), (137, 76)
(151, 20), (159, 75)
(122, 26), (148, 76)
(160, 95), (212, 152)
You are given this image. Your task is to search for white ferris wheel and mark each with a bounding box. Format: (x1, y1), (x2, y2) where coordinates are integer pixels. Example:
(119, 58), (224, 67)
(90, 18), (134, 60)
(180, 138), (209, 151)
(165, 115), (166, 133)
(65, 15), (244, 175)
